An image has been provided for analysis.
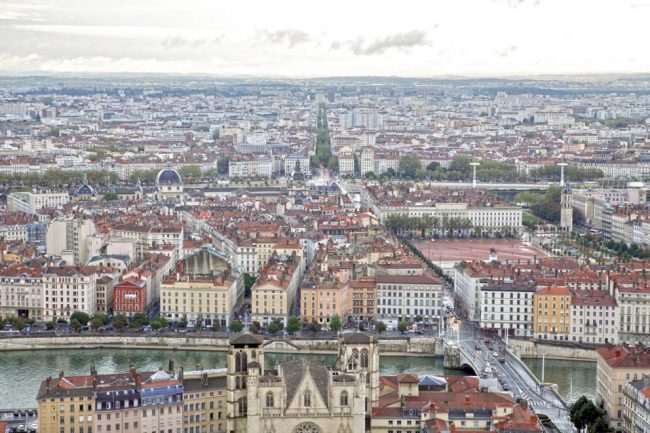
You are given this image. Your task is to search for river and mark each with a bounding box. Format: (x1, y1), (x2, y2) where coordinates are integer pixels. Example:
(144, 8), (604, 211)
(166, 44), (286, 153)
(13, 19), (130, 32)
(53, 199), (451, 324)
(0, 349), (596, 409)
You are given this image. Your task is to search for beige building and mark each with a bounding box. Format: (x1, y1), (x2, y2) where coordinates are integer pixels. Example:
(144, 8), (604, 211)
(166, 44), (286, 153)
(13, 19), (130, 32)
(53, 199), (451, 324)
(0, 265), (44, 321)
(182, 369), (227, 433)
(251, 253), (303, 326)
(300, 280), (349, 325)
(160, 270), (243, 327)
(46, 216), (97, 265)
(596, 344), (650, 432)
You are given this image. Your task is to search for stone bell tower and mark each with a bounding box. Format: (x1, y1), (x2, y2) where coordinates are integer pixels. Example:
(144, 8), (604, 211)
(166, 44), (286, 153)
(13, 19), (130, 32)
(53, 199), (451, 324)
(227, 333), (264, 433)
(337, 333), (379, 410)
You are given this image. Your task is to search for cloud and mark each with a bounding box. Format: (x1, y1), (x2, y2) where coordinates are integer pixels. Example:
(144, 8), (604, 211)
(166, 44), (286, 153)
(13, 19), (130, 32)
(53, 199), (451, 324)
(333, 30), (429, 56)
(497, 45), (518, 57)
(162, 34), (224, 49)
(257, 29), (310, 47)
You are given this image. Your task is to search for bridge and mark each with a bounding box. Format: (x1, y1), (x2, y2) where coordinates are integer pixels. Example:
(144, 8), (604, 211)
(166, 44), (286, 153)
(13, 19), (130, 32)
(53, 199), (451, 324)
(442, 324), (575, 432)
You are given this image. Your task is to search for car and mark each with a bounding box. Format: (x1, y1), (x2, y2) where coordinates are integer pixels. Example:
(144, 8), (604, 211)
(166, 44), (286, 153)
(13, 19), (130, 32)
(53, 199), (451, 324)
(493, 351), (499, 357)
(474, 345), (481, 351)
(484, 338), (491, 344)
(502, 384), (511, 391)
(499, 357), (506, 364)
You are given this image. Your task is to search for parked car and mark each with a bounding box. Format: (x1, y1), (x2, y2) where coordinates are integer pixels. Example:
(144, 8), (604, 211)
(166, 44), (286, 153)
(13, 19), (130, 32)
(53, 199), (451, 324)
(499, 357), (506, 364)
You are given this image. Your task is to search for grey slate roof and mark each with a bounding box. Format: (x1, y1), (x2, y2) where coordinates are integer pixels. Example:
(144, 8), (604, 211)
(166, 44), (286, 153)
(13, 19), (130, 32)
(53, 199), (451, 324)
(280, 359), (330, 409)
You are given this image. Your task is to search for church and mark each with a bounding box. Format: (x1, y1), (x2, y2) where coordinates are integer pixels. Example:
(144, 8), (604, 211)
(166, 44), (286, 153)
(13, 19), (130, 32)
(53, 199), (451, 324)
(226, 333), (379, 433)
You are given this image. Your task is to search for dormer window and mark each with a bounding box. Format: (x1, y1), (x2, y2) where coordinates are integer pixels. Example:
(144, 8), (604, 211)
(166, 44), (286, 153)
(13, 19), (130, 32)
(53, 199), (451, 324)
(303, 390), (311, 407)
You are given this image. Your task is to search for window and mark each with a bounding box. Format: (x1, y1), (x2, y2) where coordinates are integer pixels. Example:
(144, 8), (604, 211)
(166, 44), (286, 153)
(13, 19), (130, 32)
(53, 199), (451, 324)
(360, 349), (369, 368)
(304, 390), (312, 407)
(340, 391), (348, 407)
(265, 392), (274, 408)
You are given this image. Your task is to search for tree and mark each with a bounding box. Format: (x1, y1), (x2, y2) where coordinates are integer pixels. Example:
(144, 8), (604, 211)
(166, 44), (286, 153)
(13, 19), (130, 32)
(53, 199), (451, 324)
(112, 315), (128, 330)
(330, 314), (342, 332)
(364, 171), (376, 180)
(102, 192), (118, 201)
(70, 311), (90, 326)
(90, 317), (103, 331)
(397, 320), (410, 333)
(178, 318), (188, 329)
(70, 319), (82, 331)
(249, 321), (261, 333)
(267, 318), (283, 334)
(179, 165), (202, 180)
(588, 416), (610, 433)
(130, 313), (149, 329)
(399, 155), (422, 178)
(243, 273), (256, 298)
(287, 316), (301, 335)
(229, 320), (244, 333)
(570, 396), (603, 432)
(309, 321), (321, 333)
(376, 321), (387, 334)
(151, 319), (164, 331)
(13, 317), (26, 331)
(426, 161), (440, 171)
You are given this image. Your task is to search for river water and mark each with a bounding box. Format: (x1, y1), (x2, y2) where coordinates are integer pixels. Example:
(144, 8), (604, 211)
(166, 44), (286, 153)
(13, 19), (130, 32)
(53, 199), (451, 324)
(0, 348), (596, 409)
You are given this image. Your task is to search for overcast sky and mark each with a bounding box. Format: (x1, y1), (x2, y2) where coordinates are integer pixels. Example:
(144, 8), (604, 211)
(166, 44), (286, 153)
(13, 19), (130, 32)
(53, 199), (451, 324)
(1, 0), (649, 77)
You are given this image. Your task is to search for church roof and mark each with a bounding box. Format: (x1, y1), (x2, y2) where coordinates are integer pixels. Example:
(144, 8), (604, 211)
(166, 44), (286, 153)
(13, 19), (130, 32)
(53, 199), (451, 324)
(342, 332), (376, 344)
(280, 359), (330, 409)
(229, 333), (264, 346)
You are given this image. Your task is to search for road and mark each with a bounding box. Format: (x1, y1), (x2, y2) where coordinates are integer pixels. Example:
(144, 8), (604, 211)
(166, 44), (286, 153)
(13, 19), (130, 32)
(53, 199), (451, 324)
(454, 321), (575, 432)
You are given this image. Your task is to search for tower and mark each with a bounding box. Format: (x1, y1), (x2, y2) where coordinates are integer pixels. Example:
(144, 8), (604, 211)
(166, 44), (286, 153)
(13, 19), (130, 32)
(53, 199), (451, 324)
(561, 188), (573, 232)
(336, 333), (380, 409)
(227, 333), (264, 433)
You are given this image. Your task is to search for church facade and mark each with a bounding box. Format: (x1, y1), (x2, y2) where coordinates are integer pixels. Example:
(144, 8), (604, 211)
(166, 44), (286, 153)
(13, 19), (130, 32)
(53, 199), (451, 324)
(226, 333), (379, 433)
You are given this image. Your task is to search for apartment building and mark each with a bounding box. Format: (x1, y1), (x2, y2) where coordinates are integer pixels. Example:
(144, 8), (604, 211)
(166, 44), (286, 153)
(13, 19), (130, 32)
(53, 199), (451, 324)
(95, 275), (117, 316)
(251, 253), (303, 326)
(36, 372), (95, 433)
(533, 286), (571, 341)
(479, 281), (535, 337)
(622, 375), (650, 433)
(0, 265), (44, 321)
(46, 217), (97, 265)
(375, 274), (443, 329)
(617, 286), (650, 344)
(43, 266), (97, 321)
(570, 289), (618, 344)
(596, 344), (650, 433)
(160, 270), (243, 327)
(338, 151), (355, 176)
(300, 280), (349, 325)
(109, 224), (184, 262)
(349, 277), (376, 322)
(113, 276), (148, 318)
(182, 369), (227, 433)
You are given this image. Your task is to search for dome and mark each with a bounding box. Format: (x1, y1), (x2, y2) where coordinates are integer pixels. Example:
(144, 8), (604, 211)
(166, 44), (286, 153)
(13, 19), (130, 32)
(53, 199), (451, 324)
(156, 163), (183, 185)
(76, 174), (97, 196)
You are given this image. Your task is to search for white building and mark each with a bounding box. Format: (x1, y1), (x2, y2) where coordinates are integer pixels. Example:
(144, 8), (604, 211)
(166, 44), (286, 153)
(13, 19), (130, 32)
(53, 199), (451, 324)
(283, 155), (311, 177)
(229, 157), (273, 178)
(0, 266), (44, 321)
(375, 274), (443, 330)
(43, 266), (97, 321)
(7, 191), (70, 214)
(570, 289), (619, 345)
(479, 281), (535, 337)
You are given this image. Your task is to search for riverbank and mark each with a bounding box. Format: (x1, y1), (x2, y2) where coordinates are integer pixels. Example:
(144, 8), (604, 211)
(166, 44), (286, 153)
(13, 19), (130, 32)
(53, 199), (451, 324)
(509, 339), (598, 361)
(0, 334), (442, 357)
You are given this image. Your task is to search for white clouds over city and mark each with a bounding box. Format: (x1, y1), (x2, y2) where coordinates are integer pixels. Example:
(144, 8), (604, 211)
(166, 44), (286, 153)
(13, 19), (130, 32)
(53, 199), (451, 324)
(0, 0), (649, 76)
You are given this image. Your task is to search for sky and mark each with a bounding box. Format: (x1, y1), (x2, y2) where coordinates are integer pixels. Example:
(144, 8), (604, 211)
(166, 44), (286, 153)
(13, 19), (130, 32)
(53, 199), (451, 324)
(1, 0), (650, 77)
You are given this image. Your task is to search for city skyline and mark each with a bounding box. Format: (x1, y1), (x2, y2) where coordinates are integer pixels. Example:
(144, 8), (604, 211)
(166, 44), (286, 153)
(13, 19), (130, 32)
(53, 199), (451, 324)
(2, 0), (650, 77)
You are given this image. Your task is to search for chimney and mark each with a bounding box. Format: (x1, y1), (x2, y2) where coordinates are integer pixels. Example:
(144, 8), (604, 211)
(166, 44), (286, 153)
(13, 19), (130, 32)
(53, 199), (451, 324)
(179, 366), (184, 382)
(202, 372), (208, 387)
(46, 376), (52, 391)
(168, 359), (175, 372)
(130, 366), (136, 378)
(135, 373), (142, 390)
(450, 424), (457, 433)
(59, 371), (64, 379)
(615, 349), (621, 357)
(464, 395), (470, 405)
